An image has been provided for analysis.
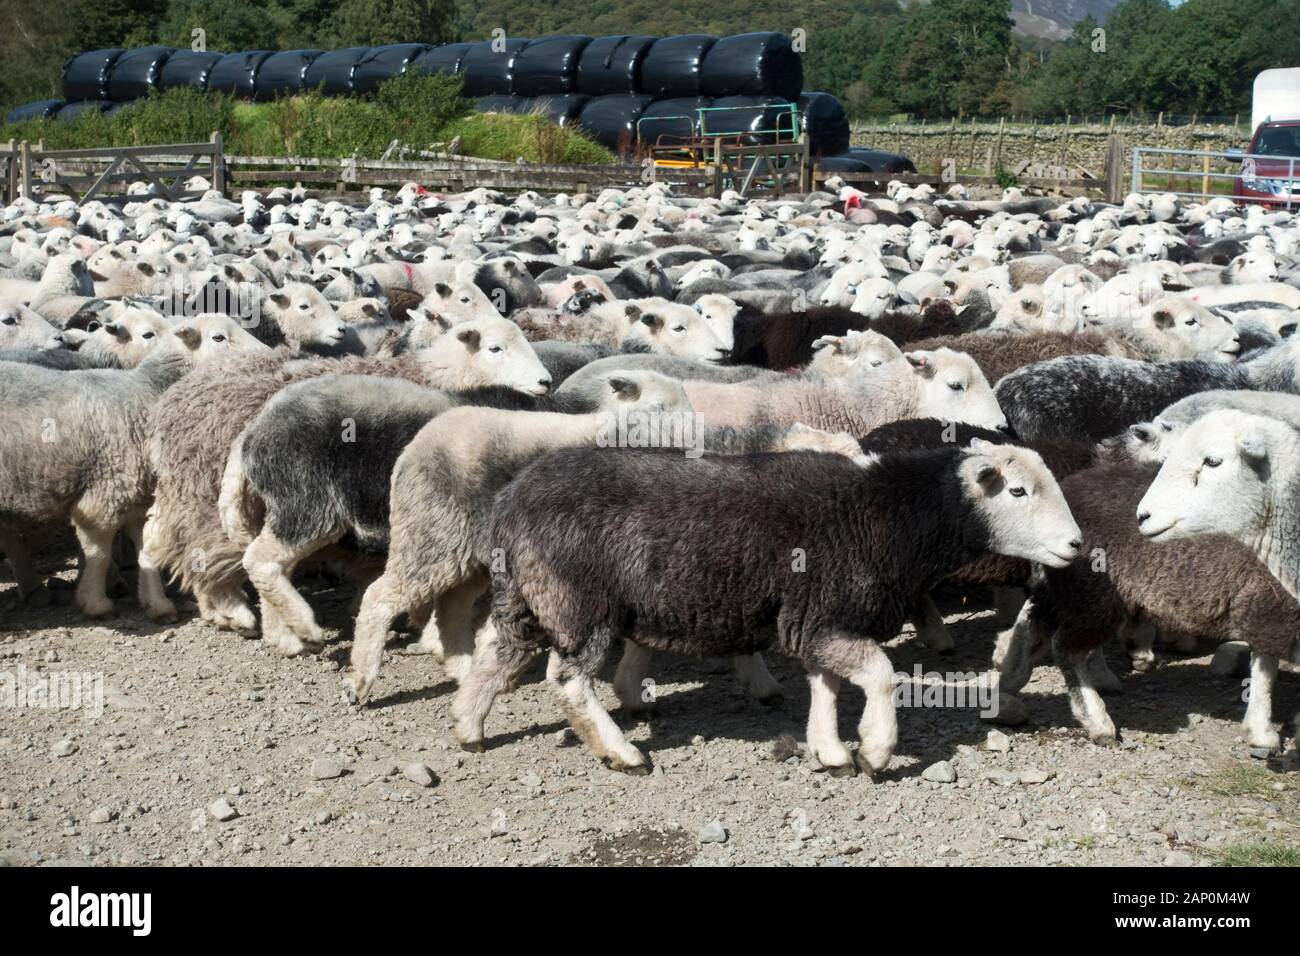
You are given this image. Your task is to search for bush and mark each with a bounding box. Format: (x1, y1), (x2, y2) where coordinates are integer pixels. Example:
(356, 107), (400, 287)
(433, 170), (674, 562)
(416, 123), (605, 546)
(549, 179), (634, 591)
(0, 73), (613, 164)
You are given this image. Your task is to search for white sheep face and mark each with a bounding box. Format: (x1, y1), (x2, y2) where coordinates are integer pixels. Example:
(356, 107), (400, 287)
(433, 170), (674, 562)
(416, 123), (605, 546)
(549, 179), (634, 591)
(171, 314), (273, 361)
(77, 308), (172, 367)
(263, 283), (346, 346)
(692, 294), (739, 354)
(849, 278), (899, 319)
(960, 439), (1081, 568)
(807, 329), (902, 378)
(1136, 410), (1296, 549)
(624, 302), (728, 363)
(0, 301), (62, 350)
(1139, 299), (1240, 361)
(905, 349), (1007, 431)
(415, 317), (552, 396)
(411, 282), (501, 325)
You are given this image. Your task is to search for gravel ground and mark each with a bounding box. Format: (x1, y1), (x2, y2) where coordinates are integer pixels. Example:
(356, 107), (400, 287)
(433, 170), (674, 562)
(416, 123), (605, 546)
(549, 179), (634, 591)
(3, 542), (1299, 868)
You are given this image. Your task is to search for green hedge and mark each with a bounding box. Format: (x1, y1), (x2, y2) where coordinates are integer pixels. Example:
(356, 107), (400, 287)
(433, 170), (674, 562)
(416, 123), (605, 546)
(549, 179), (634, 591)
(1, 73), (614, 165)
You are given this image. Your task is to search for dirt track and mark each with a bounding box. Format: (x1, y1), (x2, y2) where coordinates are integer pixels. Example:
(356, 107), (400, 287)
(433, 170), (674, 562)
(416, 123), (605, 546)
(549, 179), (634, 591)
(3, 546), (1299, 867)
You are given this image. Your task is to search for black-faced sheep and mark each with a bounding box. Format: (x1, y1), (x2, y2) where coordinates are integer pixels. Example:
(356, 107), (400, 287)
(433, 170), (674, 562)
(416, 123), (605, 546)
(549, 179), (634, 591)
(453, 441), (1080, 774)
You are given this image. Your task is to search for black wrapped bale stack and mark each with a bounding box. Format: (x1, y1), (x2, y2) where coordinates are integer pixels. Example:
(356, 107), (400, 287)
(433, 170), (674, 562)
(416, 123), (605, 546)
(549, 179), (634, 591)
(208, 52), (272, 98)
(639, 35), (718, 98)
(253, 50), (323, 101)
(158, 50), (224, 92)
(303, 47), (369, 96)
(511, 36), (593, 95)
(576, 94), (656, 153)
(701, 33), (802, 101)
(62, 49), (124, 102)
(353, 44), (432, 95)
(459, 39), (529, 97)
(576, 36), (656, 96)
(107, 46), (176, 101)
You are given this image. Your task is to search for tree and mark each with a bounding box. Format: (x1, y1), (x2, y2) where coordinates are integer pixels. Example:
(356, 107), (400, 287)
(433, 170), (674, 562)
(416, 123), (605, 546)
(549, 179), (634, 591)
(329, 0), (456, 47)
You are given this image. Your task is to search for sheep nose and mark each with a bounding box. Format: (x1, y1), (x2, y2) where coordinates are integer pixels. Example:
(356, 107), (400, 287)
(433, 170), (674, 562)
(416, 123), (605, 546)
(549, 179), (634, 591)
(1136, 510), (1151, 527)
(1068, 538), (1082, 552)
(538, 377), (552, 389)
(996, 423), (1012, 435)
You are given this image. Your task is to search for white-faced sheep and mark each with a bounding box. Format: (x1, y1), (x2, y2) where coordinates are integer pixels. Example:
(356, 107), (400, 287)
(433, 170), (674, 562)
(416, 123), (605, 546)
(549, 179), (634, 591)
(453, 440), (1080, 774)
(0, 316), (269, 616)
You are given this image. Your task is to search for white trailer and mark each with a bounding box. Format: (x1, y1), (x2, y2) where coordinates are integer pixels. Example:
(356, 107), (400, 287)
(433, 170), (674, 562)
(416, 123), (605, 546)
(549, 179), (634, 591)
(1253, 68), (1300, 131)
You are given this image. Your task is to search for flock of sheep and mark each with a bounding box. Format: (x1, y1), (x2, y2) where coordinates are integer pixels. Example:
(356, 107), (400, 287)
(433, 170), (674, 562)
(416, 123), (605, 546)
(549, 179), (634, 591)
(2, 173), (1300, 778)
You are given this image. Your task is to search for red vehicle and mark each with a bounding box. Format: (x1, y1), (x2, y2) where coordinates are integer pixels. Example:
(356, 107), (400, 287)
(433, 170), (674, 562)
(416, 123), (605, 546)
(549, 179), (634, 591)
(1233, 120), (1300, 207)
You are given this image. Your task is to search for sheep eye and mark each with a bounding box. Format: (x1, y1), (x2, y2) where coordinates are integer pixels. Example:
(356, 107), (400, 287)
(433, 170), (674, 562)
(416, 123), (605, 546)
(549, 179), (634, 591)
(1203, 456), (1222, 468)
(1, 316), (14, 325)
(459, 297), (470, 304)
(212, 334), (226, 343)
(947, 382), (964, 391)
(142, 332), (155, 339)
(1009, 487), (1027, 498)
(672, 325), (687, 333)
(870, 359), (883, 367)
(488, 346), (503, 354)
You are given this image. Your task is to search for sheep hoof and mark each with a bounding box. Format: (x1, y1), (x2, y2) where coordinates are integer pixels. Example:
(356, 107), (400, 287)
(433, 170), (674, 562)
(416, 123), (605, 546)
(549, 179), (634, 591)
(1130, 657), (1156, 673)
(77, 597), (115, 619)
(822, 761), (858, 778)
(1249, 745), (1280, 760)
(146, 605), (179, 624)
(459, 740), (486, 754)
(984, 692), (1029, 726)
(607, 758), (652, 776)
(1089, 732), (1118, 747)
(341, 675), (368, 706)
(755, 691), (785, 709)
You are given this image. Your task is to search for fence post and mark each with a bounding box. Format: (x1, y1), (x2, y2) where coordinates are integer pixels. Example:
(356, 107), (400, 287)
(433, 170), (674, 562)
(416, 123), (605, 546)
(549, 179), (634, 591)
(994, 116), (1006, 173)
(1105, 134), (1124, 204)
(210, 131), (226, 196)
(18, 140), (32, 202)
(1129, 146), (1141, 197)
(1201, 154), (1211, 200)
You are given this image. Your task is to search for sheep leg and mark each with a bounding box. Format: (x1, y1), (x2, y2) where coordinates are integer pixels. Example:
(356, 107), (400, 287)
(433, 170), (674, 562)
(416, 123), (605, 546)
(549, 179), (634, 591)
(734, 653), (783, 705)
(846, 638), (899, 774)
(68, 511), (117, 619)
(547, 645), (649, 775)
(344, 574), (403, 704)
(994, 597), (1049, 694)
(0, 531), (46, 604)
(452, 617), (538, 752)
(909, 593), (954, 654)
(613, 641), (657, 713)
(436, 576), (489, 683)
(1053, 631), (1118, 745)
(992, 586), (1026, 626)
(194, 581), (258, 634)
(126, 516), (177, 622)
(805, 666), (854, 775)
(1245, 652), (1281, 757)
(1086, 648), (1123, 694)
(1125, 618), (1158, 672)
(241, 528), (333, 655)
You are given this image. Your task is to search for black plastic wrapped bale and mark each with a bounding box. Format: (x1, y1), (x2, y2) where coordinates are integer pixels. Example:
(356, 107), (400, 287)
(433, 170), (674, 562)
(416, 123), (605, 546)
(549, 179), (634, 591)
(703, 96), (795, 144)
(55, 100), (111, 122)
(530, 94), (590, 128)
(158, 50), (224, 92)
(107, 46), (176, 101)
(476, 94), (532, 114)
(62, 49), (124, 101)
(701, 33), (802, 100)
(254, 50), (323, 101)
(459, 39), (528, 97)
(798, 92), (850, 156)
(817, 148), (916, 174)
(304, 47), (369, 96)
(639, 35), (718, 98)
(511, 36), (593, 95)
(638, 97), (711, 146)
(410, 42), (472, 79)
(576, 94), (655, 154)
(576, 36), (656, 96)
(353, 44), (431, 95)
(208, 52), (272, 98)
(6, 100), (65, 123)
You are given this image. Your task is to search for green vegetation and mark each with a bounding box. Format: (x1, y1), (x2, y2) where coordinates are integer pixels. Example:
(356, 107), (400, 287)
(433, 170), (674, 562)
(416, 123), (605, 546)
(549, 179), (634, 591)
(0, 74), (614, 165)
(1216, 842), (1300, 867)
(4, 0), (1298, 124)
(1200, 764), (1284, 799)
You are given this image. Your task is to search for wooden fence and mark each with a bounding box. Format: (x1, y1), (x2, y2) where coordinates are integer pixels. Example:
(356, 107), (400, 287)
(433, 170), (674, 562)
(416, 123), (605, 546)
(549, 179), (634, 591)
(4, 130), (1119, 205)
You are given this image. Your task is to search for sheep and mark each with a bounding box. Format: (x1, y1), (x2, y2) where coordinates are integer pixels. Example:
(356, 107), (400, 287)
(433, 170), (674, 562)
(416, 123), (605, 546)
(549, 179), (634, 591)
(995, 339), (1300, 443)
(452, 439), (1081, 774)
(1120, 390), (1300, 463)
(517, 298), (729, 362)
(142, 316), (553, 634)
(59, 305), (172, 368)
(0, 316), (269, 616)
(0, 300), (63, 351)
(997, 461), (1300, 755)
(906, 329), (1139, 384)
(343, 401), (868, 703)
(684, 346), (1007, 434)
(253, 282), (347, 350)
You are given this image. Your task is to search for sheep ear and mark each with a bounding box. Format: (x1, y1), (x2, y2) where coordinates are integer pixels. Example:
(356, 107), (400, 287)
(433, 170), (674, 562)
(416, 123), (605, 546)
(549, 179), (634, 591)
(811, 335), (842, 353)
(1280, 323), (1297, 339)
(1129, 423), (1155, 443)
(172, 323), (202, 350)
(1151, 308), (1174, 330)
(1239, 433), (1269, 463)
(639, 312), (664, 331)
(623, 304), (641, 320)
(456, 328), (481, 351)
(434, 282), (452, 297)
(905, 352), (935, 377)
(138, 261), (155, 276)
(968, 437), (997, 455)
(269, 293), (289, 308)
(362, 302), (377, 317)
(607, 376), (640, 400)
(974, 462), (1001, 487)
(572, 279), (586, 291)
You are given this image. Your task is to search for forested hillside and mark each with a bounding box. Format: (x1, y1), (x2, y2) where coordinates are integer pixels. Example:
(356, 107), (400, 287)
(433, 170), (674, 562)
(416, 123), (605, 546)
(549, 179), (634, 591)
(4, 0), (1297, 122)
